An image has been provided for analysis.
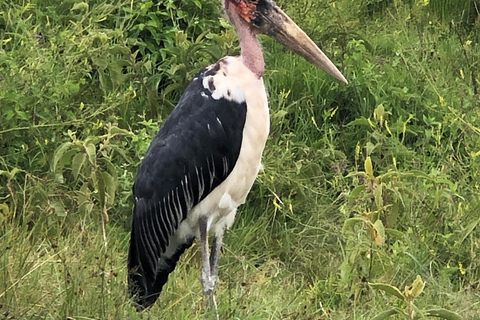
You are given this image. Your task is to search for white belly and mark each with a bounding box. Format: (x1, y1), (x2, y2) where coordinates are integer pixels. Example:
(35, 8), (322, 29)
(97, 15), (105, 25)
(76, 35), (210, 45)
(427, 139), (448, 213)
(177, 56), (270, 239)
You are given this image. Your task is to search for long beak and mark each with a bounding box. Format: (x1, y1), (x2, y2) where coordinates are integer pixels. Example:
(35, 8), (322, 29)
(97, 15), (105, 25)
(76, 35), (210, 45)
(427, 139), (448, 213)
(253, 1), (348, 84)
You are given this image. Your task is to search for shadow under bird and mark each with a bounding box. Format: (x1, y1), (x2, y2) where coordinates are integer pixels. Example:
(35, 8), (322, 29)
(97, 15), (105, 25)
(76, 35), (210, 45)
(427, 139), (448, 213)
(128, 0), (347, 311)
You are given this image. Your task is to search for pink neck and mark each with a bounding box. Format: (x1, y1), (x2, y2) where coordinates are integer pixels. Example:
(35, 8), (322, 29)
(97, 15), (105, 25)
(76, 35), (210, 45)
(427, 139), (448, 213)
(226, 4), (265, 78)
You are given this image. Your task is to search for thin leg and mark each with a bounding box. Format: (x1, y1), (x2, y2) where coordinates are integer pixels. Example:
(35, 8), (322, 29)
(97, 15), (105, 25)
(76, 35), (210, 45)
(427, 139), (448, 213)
(199, 216), (214, 295)
(208, 236), (222, 320)
(212, 293), (220, 320)
(204, 293), (220, 320)
(209, 232), (223, 284)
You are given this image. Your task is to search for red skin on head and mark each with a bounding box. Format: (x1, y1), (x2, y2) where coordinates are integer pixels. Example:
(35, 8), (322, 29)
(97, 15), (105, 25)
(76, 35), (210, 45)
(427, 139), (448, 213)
(226, 0), (257, 22)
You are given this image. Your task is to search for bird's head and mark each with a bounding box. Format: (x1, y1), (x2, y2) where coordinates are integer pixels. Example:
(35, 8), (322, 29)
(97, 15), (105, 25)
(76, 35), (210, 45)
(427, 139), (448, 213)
(224, 0), (347, 83)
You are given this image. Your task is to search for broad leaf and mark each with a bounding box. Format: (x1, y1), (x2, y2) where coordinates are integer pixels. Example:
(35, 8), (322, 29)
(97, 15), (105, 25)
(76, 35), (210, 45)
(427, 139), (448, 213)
(371, 308), (401, 320)
(425, 308), (463, 320)
(52, 142), (72, 172)
(369, 282), (405, 300)
(72, 152), (86, 180)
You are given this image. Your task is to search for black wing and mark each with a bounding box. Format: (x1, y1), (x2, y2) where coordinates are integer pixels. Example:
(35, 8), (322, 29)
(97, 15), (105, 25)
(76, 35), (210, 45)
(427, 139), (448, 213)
(128, 65), (247, 310)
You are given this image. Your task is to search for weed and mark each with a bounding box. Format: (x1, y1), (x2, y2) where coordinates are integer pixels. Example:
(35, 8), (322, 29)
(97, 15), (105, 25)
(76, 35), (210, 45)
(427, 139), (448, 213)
(1, 0), (479, 319)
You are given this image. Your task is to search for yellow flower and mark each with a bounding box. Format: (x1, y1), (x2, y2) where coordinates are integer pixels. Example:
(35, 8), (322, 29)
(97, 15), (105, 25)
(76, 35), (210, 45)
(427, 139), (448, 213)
(439, 96), (446, 107)
(459, 262), (466, 275)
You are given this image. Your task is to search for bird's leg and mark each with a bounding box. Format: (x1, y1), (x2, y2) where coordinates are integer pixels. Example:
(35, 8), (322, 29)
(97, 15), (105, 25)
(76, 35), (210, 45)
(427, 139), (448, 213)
(209, 231), (223, 287)
(199, 218), (223, 320)
(199, 216), (215, 295)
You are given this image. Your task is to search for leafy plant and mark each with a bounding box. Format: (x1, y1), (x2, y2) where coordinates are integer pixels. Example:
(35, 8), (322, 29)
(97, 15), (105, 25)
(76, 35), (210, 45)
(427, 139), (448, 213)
(51, 125), (133, 244)
(370, 275), (463, 320)
(0, 0), (479, 318)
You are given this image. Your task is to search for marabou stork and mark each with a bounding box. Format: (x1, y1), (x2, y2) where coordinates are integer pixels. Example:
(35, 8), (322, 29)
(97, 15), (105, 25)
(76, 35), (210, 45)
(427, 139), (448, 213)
(128, 0), (347, 311)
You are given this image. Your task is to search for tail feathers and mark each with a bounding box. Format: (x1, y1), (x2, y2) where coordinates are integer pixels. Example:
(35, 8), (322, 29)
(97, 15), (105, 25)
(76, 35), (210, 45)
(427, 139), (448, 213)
(128, 234), (195, 311)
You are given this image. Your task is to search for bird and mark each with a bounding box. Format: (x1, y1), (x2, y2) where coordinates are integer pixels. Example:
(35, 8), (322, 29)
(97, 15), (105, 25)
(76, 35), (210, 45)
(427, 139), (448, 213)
(127, 0), (347, 311)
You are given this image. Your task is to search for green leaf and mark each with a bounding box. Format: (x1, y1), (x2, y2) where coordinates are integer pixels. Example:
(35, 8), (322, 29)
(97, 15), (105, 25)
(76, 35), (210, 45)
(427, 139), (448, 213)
(50, 201), (67, 217)
(102, 171), (116, 206)
(104, 160), (119, 186)
(369, 282), (405, 300)
(373, 219), (385, 245)
(348, 185), (366, 206)
(84, 142), (96, 166)
(71, 152), (86, 180)
(78, 183), (94, 216)
(365, 142), (377, 157)
(109, 126), (134, 137)
(71, 2), (89, 11)
(52, 142), (72, 172)
(386, 200), (400, 228)
(57, 149), (78, 174)
(347, 117), (373, 127)
(109, 145), (131, 163)
(365, 156), (374, 177)
(409, 275), (425, 299)
(425, 308), (463, 320)
(458, 216), (480, 244)
(374, 104), (385, 120)
(339, 259), (351, 282)
(95, 170), (106, 208)
(371, 308), (400, 320)
(385, 228), (404, 238)
(343, 217), (365, 232)
(192, 0), (202, 9)
(373, 181), (383, 208)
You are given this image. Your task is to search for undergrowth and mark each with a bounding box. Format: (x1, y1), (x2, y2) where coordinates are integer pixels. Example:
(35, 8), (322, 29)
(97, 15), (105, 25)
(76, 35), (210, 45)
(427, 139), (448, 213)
(1, 0), (479, 319)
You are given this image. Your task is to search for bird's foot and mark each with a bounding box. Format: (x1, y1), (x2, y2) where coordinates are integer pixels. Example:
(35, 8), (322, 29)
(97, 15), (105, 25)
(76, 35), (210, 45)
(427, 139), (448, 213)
(201, 275), (218, 295)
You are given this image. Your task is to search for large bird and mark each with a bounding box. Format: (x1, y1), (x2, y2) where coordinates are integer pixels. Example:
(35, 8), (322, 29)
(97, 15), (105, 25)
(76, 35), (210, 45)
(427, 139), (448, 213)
(128, 0), (347, 311)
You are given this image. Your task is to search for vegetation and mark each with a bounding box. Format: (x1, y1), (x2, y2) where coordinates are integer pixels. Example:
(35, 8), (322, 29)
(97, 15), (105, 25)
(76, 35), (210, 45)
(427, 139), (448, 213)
(1, 0), (479, 318)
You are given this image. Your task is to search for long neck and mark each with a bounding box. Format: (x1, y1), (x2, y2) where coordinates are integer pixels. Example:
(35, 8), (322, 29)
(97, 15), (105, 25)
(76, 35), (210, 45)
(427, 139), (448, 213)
(226, 4), (265, 78)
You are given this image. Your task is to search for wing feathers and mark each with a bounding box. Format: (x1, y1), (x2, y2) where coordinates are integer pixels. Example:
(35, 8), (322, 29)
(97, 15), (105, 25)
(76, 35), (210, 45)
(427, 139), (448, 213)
(138, 216), (156, 274)
(151, 201), (167, 252)
(128, 65), (247, 309)
(163, 195), (175, 237)
(172, 188), (182, 228)
(195, 166), (205, 200)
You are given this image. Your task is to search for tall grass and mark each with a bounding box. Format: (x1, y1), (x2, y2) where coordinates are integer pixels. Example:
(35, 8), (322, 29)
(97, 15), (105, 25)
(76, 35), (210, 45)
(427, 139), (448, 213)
(1, 0), (479, 319)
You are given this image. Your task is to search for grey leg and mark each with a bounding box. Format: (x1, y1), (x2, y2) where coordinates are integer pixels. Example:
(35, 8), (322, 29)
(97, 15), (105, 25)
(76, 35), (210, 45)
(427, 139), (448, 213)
(199, 216), (215, 295)
(209, 231), (224, 285)
(209, 233), (223, 320)
(200, 216), (222, 320)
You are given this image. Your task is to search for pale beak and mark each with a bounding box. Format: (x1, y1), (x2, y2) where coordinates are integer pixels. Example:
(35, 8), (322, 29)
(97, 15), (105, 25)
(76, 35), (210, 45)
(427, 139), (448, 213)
(252, 0), (348, 84)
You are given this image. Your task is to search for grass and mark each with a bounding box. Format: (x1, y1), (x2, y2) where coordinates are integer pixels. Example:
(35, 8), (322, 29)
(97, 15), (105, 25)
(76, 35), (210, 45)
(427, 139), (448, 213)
(1, 0), (480, 319)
